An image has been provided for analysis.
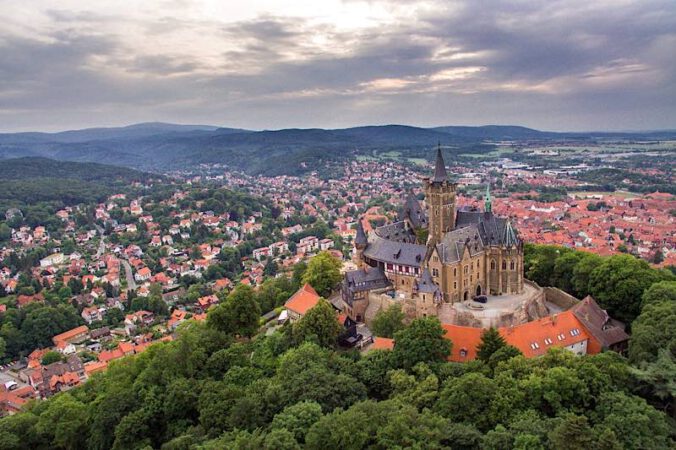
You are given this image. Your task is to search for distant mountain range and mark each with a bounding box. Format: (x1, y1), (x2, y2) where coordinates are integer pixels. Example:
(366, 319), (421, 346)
(1, 122), (674, 176)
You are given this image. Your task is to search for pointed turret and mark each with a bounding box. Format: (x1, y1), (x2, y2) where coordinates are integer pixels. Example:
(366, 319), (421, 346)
(355, 218), (368, 248)
(484, 184), (492, 213)
(503, 219), (518, 248)
(432, 143), (448, 183)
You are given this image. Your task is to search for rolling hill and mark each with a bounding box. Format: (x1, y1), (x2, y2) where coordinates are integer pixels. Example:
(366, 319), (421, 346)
(1, 123), (674, 176)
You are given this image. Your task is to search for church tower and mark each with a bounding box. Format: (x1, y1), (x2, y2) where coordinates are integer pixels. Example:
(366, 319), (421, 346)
(423, 145), (456, 245)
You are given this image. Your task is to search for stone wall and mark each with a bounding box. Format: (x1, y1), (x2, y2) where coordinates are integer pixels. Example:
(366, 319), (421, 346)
(542, 286), (580, 310)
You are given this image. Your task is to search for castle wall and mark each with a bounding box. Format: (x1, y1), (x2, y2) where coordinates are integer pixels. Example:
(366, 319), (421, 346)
(542, 286), (580, 310)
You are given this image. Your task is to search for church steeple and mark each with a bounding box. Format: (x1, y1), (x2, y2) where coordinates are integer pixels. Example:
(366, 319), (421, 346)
(485, 184), (492, 213)
(432, 142), (448, 183)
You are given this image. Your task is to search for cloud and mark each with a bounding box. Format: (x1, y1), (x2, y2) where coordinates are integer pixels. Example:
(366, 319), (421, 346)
(0, 0), (674, 131)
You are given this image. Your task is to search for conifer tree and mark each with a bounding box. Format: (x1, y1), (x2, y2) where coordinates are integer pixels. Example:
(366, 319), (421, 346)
(476, 327), (506, 362)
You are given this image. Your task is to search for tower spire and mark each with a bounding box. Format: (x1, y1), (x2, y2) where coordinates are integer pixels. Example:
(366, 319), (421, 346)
(485, 184), (492, 213)
(432, 143), (448, 183)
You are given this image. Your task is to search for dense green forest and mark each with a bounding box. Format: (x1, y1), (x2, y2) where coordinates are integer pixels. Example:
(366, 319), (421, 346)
(0, 158), (163, 229)
(0, 247), (674, 449)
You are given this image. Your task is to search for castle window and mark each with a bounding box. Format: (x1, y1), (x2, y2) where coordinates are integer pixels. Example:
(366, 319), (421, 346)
(464, 265), (468, 274)
(502, 260), (507, 270)
(491, 260), (496, 270)
(432, 268), (439, 277)
(454, 268), (457, 276)
(432, 256), (439, 262)
(454, 282), (457, 289)
(510, 260), (515, 270)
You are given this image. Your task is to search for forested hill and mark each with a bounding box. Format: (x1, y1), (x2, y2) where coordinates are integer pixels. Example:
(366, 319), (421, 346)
(0, 158), (163, 228)
(0, 157), (161, 183)
(2, 123), (675, 176)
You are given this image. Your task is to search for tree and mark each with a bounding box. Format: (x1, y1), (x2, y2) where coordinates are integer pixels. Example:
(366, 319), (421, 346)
(552, 251), (585, 294)
(435, 372), (497, 432)
(208, 284), (261, 337)
(640, 280), (676, 308)
(41, 350), (64, 365)
(570, 252), (603, 298)
(391, 317), (451, 370)
(629, 297), (676, 364)
(524, 244), (567, 286)
(548, 414), (594, 450)
(271, 401), (323, 444)
(476, 327), (506, 362)
(631, 349), (676, 417)
(35, 393), (89, 450)
(588, 254), (670, 323)
(293, 299), (342, 349)
(291, 261), (307, 290)
(371, 304), (406, 338)
(595, 391), (672, 449)
(301, 252), (342, 297)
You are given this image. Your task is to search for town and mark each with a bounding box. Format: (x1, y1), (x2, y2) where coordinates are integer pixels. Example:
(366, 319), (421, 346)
(0, 140), (673, 417)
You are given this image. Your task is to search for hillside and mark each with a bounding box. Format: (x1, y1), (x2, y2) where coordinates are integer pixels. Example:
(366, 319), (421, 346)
(0, 158), (163, 227)
(2, 123), (675, 176)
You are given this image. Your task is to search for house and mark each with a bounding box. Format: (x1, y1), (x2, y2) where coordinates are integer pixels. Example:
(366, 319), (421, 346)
(319, 238), (335, 251)
(197, 295), (219, 310)
(571, 296), (629, 354)
(168, 309), (188, 330)
(39, 253), (65, 268)
(81, 306), (104, 324)
(135, 267), (152, 282)
(284, 284), (321, 322)
(52, 325), (89, 347)
(124, 311), (154, 335)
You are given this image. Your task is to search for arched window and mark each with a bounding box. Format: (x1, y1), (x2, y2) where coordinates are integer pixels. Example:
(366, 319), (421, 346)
(502, 260), (507, 270)
(491, 260), (496, 270)
(510, 259), (515, 270)
(454, 268), (457, 276)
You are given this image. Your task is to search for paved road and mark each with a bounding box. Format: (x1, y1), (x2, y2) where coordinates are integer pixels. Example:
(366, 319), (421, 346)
(121, 260), (137, 292)
(94, 224), (106, 258)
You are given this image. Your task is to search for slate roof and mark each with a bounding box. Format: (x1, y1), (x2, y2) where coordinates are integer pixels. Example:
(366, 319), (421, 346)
(572, 296), (629, 348)
(437, 225), (485, 263)
(456, 209), (520, 247)
(342, 266), (391, 306)
(398, 192), (428, 229)
(432, 146), (449, 183)
(363, 233), (426, 267)
(375, 221), (417, 244)
(416, 268), (441, 294)
(355, 219), (368, 246)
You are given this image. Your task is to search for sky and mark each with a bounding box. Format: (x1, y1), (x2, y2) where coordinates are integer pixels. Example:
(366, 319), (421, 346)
(1, 0), (675, 132)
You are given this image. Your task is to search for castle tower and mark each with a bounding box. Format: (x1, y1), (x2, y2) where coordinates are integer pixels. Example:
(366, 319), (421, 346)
(353, 217), (368, 268)
(423, 145), (456, 244)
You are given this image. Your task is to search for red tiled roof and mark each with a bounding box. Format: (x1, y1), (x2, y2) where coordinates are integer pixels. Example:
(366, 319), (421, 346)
(371, 337), (394, 351)
(500, 311), (589, 358)
(441, 324), (484, 362)
(285, 284), (320, 316)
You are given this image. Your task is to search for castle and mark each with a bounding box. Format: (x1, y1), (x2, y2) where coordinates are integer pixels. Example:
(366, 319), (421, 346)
(342, 147), (525, 323)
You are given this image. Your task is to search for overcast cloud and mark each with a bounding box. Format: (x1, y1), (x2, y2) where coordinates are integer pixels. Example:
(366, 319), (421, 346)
(0, 0), (674, 131)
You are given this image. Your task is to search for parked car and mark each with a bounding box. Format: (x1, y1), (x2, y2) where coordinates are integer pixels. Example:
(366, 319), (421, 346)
(473, 295), (488, 303)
